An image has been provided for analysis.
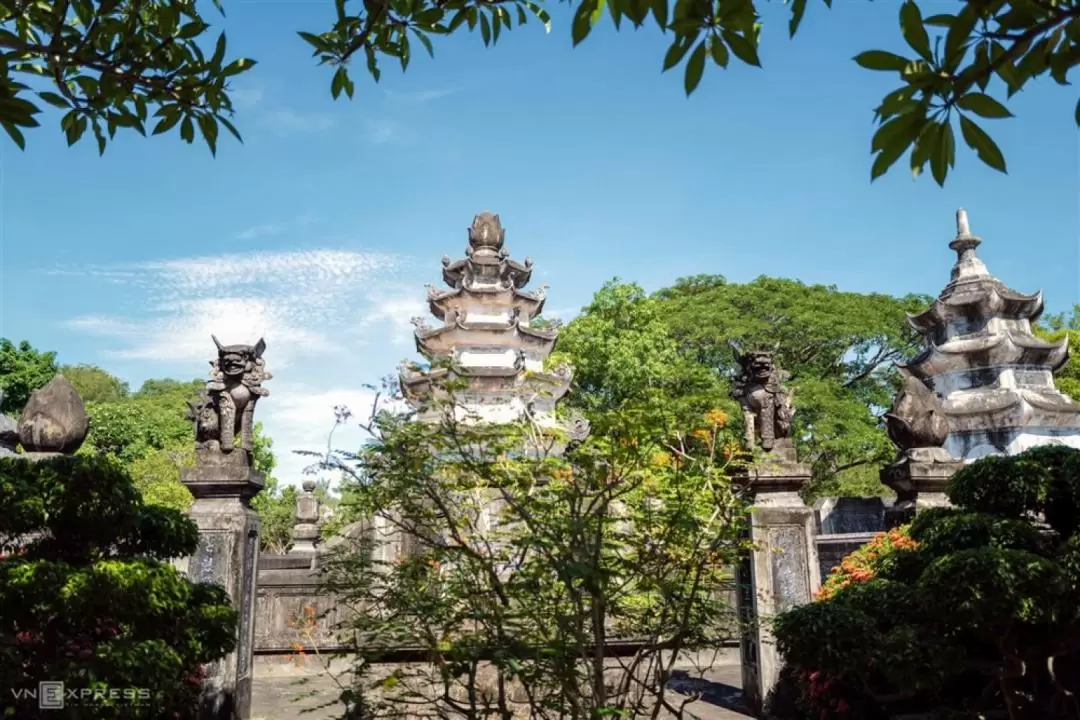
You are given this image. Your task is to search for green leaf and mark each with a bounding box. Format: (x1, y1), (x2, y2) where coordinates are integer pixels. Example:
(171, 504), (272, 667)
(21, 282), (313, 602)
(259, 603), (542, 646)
(944, 2), (977, 70)
(180, 116), (195, 144)
(571, 2), (594, 46)
(1075, 97), (1080, 127)
(153, 112), (181, 136)
(899, 1), (932, 62)
(414, 29), (435, 58)
(663, 37), (693, 72)
(929, 122), (953, 186)
(871, 110), (922, 153)
(218, 115), (243, 143)
(788, 0), (807, 38)
(710, 35), (729, 68)
(684, 41), (706, 95)
(2, 122), (25, 150)
(210, 33), (227, 69)
(958, 115), (1006, 174)
(721, 29), (760, 67)
(91, 122), (106, 156)
(956, 93), (1013, 119)
(36, 91), (68, 110)
(479, 11), (492, 45)
(197, 115), (219, 155)
(221, 58), (256, 78)
(909, 122), (936, 177)
(177, 21), (209, 40)
(853, 50), (909, 72)
(923, 13), (953, 28)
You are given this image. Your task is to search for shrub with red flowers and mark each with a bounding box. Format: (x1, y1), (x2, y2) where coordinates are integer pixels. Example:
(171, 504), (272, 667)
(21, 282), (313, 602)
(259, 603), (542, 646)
(768, 446), (1080, 720)
(0, 455), (237, 719)
(815, 525), (917, 602)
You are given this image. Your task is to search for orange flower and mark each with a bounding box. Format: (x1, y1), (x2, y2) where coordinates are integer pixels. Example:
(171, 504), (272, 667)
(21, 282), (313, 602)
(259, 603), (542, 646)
(691, 428), (712, 442)
(704, 409), (729, 428)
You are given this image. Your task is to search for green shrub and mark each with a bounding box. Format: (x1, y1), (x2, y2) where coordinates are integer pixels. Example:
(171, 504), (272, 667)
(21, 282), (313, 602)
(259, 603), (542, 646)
(770, 446), (1080, 720)
(0, 455), (237, 719)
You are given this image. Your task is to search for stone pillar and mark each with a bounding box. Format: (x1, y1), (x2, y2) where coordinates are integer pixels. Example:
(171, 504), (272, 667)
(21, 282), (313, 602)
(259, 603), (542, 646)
(290, 480), (321, 554)
(177, 453), (264, 720)
(734, 446), (821, 717)
(880, 449), (962, 528)
(175, 335), (272, 720)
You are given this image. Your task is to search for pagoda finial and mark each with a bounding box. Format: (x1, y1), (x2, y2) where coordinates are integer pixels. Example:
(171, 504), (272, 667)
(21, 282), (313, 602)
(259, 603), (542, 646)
(948, 207), (988, 281)
(468, 211), (505, 254)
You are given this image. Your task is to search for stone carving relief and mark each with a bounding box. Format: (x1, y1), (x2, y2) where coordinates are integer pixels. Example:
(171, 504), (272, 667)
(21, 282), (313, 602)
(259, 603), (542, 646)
(731, 345), (795, 453)
(188, 336), (271, 462)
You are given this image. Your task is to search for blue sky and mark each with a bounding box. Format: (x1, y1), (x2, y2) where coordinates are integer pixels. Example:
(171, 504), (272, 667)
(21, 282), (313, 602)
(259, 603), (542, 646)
(0, 0), (1076, 483)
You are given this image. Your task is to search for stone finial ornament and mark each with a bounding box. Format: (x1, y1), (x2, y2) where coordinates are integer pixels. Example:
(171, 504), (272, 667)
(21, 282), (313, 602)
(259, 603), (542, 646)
(467, 211), (506, 252)
(0, 390), (19, 458)
(17, 375), (90, 456)
(883, 367), (950, 454)
(188, 336), (271, 461)
(731, 343), (795, 453)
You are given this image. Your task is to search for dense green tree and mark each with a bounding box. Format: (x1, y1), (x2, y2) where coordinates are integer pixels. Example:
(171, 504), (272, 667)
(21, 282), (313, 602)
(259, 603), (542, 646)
(551, 280), (734, 445)
(0, 339), (57, 415)
(0, 455), (236, 718)
(771, 445), (1080, 720)
(2, 0), (1075, 184)
(654, 275), (930, 497)
(59, 364), (130, 404)
(1037, 304), (1080, 402)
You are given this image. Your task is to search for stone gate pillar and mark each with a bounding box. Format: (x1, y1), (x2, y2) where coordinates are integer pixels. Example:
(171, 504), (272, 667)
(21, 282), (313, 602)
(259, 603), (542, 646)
(729, 348), (820, 717)
(175, 336), (271, 720)
(734, 447), (820, 717)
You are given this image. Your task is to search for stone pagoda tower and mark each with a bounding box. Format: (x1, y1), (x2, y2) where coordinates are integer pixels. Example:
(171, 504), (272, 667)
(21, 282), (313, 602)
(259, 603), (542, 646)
(399, 211), (585, 441)
(902, 208), (1080, 461)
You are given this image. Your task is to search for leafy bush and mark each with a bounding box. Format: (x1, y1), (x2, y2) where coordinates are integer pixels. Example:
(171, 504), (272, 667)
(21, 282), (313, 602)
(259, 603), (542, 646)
(770, 446), (1080, 720)
(815, 526), (917, 602)
(0, 455), (237, 719)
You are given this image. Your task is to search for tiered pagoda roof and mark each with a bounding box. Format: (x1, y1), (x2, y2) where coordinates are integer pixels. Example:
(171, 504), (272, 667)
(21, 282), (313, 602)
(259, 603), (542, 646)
(398, 212), (581, 436)
(900, 209), (1080, 456)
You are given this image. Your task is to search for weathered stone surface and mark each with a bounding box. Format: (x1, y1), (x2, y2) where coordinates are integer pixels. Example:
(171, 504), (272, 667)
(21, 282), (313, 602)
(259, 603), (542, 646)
(884, 367), (950, 453)
(188, 336), (271, 462)
(17, 375), (90, 456)
(901, 209), (1080, 460)
(290, 480), (321, 554)
(814, 497), (887, 535)
(881, 455), (962, 528)
(0, 390), (19, 458)
(731, 347), (794, 454)
(733, 460), (819, 717)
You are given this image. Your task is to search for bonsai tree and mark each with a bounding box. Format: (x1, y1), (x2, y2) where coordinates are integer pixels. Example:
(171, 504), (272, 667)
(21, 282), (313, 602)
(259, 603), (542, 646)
(0, 455), (237, 719)
(770, 445), (1080, 720)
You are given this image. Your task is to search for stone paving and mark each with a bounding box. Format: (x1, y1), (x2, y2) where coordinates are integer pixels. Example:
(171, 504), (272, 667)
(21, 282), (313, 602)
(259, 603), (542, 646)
(251, 651), (751, 720)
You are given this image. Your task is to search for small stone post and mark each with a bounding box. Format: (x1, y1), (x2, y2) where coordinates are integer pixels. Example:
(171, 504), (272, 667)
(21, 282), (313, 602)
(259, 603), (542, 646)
(291, 480), (322, 554)
(729, 349), (821, 716)
(175, 336), (272, 720)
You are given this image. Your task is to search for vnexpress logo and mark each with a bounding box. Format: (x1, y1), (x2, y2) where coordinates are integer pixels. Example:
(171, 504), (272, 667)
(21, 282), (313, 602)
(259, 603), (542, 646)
(39, 680), (64, 709)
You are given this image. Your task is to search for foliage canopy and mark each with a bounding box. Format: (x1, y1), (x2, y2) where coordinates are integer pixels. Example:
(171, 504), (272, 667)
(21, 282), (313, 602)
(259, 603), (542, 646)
(2, 0), (1077, 184)
(0, 455), (236, 718)
(771, 445), (1080, 720)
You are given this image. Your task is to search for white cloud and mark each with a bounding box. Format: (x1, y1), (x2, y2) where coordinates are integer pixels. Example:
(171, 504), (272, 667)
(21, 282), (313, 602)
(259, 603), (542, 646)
(62, 246), (434, 486)
(385, 88), (458, 104)
(230, 86), (264, 109)
(261, 108), (336, 135)
(366, 118), (397, 145)
(233, 223), (283, 241)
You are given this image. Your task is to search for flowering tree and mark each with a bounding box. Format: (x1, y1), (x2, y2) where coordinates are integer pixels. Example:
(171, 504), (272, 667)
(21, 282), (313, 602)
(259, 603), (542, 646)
(316, 386), (749, 720)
